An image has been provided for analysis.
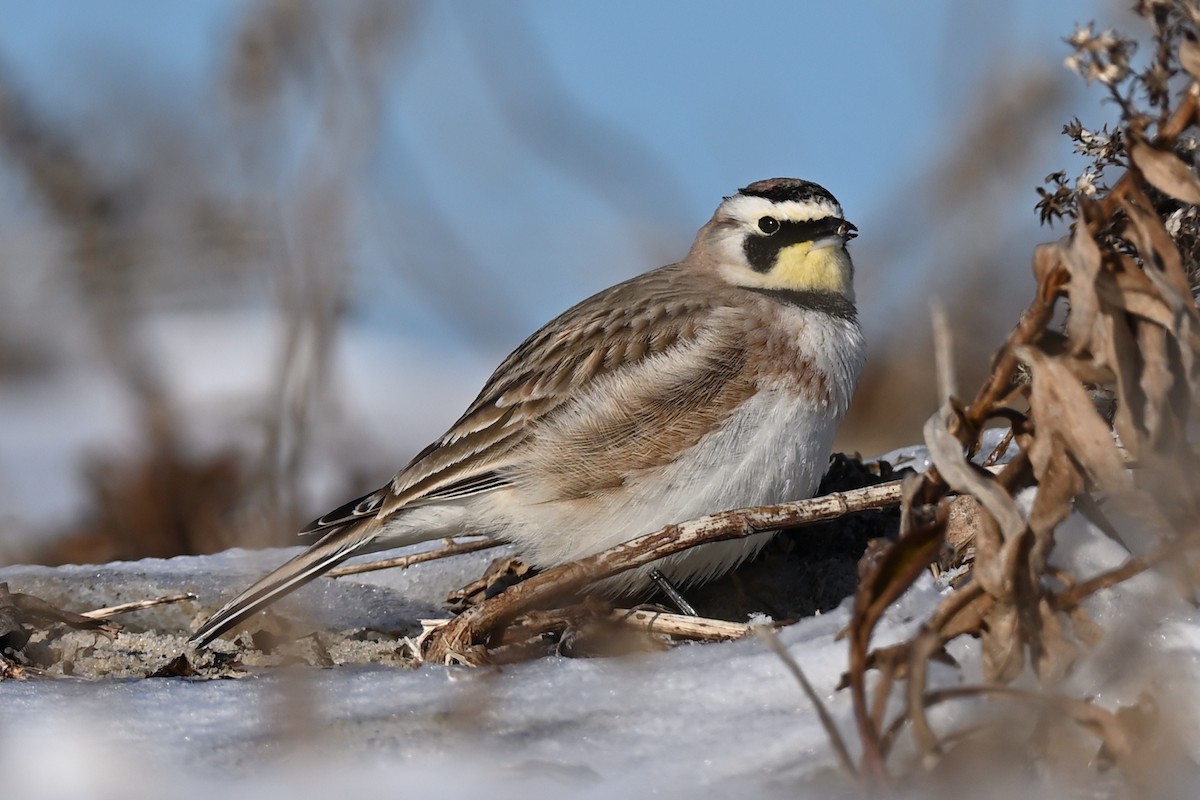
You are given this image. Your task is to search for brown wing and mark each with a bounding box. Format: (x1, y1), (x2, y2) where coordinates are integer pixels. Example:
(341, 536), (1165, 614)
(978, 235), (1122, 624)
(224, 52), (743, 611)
(515, 335), (758, 500)
(301, 264), (729, 534)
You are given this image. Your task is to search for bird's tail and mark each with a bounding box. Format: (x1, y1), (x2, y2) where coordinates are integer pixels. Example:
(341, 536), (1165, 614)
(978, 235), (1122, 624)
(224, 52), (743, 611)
(189, 520), (382, 648)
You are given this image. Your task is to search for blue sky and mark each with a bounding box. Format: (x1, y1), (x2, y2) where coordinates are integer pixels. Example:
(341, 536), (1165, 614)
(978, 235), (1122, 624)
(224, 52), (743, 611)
(0, 0), (1117, 353)
(0, 0), (1140, 529)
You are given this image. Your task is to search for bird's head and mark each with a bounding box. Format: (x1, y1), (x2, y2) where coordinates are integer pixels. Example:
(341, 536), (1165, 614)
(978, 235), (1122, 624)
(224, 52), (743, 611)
(694, 178), (857, 302)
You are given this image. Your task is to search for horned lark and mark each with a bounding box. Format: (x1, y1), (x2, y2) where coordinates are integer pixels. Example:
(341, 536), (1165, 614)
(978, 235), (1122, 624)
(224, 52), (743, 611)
(191, 178), (865, 646)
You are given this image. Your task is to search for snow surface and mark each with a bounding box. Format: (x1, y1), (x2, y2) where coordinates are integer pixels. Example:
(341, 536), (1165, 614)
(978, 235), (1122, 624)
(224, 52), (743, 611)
(2, 440), (1200, 798)
(0, 543), (935, 799)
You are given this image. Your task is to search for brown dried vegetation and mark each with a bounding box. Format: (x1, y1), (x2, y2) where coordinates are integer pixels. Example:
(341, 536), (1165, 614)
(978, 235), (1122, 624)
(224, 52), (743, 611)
(845, 3), (1200, 789)
(415, 3), (1200, 791)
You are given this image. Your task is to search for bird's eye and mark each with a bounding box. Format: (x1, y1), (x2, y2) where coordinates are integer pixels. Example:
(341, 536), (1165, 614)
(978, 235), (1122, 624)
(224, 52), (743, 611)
(758, 216), (780, 235)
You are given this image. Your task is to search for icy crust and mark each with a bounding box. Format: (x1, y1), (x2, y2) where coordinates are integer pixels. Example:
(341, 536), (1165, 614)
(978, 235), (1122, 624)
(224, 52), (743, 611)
(0, 541), (511, 676)
(2, 443), (1200, 797)
(0, 503), (939, 797)
(0, 540), (504, 632)
(1, 543), (1197, 799)
(0, 571), (936, 798)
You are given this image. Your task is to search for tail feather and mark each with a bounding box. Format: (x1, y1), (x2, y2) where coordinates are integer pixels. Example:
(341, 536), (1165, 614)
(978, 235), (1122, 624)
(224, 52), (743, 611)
(190, 521), (379, 648)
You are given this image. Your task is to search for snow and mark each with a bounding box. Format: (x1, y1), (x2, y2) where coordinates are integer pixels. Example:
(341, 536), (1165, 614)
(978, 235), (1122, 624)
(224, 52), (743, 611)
(0, 430), (1198, 797)
(3, 442), (1200, 798)
(0, 546), (900, 798)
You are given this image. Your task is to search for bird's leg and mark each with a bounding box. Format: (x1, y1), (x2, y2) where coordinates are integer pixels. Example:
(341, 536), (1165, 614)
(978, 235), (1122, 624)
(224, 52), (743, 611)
(649, 568), (697, 617)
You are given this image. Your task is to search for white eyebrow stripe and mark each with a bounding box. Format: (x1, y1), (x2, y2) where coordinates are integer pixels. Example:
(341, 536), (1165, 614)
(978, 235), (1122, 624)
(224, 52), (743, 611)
(720, 195), (843, 223)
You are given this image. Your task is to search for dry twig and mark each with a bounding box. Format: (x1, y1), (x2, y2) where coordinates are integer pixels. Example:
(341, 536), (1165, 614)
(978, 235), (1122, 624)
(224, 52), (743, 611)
(423, 478), (907, 664)
(758, 626), (858, 779)
(81, 593), (197, 620)
(613, 609), (755, 641)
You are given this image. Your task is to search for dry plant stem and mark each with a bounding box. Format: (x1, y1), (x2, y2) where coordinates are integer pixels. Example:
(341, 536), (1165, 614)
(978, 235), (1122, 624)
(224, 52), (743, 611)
(982, 428), (1015, 467)
(905, 630), (946, 764)
(758, 626), (858, 779)
(423, 479), (907, 664)
(878, 682), (1132, 766)
(905, 684), (1132, 760)
(420, 609), (761, 651)
(613, 609), (753, 641)
(1098, 91), (1199, 219)
(1051, 527), (1200, 612)
(81, 593), (196, 620)
(930, 300), (957, 402)
(869, 586), (994, 756)
(327, 537), (500, 578)
(869, 665), (897, 742)
(847, 490), (946, 789)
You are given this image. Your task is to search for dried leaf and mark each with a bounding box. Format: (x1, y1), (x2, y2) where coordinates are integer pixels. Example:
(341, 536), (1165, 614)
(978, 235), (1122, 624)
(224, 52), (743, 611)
(1117, 186), (1200, 407)
(1030, 598), (1078, 684)
(981, 604), (1023, 683)
(1100, 307), (1149, 458)
(1025, 447), (1083, 567)
(1144, 288), (1200, 400)
(1180, 35), (1200, 81)
(0, 583), (120, 651)
(857, 475), (946, 628)
(1095, 265), (1176, 331)
(1032, 241), (1066, 288)
(1137, 322), (1177, 448)
(1062, 231), (1104, 356)
(924, 403), (1025, 539)
(1129, 137), (1200, 205)
(150, 654), (200, 678)
(1067, 604), (1104, 647)
(942, 495), (980, 569)
(1121, 187), (1194, 302)
(1016, 347), (1131, 496)
(970, 496), (1010, 601)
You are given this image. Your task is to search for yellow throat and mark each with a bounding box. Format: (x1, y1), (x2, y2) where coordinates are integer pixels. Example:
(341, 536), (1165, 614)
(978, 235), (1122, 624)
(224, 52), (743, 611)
(767, 241), (852, 295)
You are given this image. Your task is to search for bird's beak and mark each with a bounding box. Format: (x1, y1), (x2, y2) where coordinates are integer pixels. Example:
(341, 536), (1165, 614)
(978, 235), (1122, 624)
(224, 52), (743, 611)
(811, 218), (858, 251)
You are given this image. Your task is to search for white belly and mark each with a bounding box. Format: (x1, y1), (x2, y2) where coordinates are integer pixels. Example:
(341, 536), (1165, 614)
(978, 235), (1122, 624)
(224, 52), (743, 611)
(481, 382), (842, 593)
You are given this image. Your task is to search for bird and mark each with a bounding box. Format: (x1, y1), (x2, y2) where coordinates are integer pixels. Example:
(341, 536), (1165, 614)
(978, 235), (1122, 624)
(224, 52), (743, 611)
(190, 177), (865, 647)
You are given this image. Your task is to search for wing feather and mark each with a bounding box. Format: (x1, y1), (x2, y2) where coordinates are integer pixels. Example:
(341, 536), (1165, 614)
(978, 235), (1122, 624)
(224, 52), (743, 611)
(304, 264), (729, 535)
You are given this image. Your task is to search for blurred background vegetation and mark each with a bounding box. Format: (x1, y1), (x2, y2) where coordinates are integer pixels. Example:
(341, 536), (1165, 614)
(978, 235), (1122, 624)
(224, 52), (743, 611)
(0, 0), (1122, 565)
